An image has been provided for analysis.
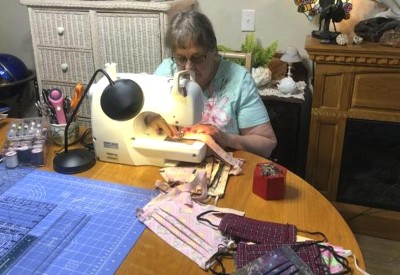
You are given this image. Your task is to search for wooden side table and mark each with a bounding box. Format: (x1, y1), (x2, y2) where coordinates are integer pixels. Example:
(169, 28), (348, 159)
(261, 89), (311, 178)
(260, 62), (311, 178)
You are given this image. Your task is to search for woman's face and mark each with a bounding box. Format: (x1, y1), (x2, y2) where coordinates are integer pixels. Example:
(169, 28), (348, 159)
(173, 45), (217, 90)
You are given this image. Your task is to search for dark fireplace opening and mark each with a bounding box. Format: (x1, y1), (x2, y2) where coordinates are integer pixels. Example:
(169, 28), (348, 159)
(337, 119), (400, 211)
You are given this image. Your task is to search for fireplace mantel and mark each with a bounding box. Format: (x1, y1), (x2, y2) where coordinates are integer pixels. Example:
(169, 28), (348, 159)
(305, 36), (400, 240)
(306, 37), (400, 66)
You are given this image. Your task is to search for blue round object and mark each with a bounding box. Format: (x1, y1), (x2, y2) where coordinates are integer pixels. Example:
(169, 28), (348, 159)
(0, 54), (29, 83)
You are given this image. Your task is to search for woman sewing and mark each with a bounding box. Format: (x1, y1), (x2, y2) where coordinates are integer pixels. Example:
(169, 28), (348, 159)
(152, 11), (277, 159)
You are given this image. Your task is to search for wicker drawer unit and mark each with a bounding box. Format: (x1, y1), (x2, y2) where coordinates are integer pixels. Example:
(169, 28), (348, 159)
(32, 10), (92, 49)
(96, 13), (163, 74)
(20, 0), (197, 125)
(38, 49), (95, 84)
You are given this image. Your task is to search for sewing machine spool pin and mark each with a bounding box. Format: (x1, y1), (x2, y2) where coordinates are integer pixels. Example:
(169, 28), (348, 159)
(173, 70), (195, 97)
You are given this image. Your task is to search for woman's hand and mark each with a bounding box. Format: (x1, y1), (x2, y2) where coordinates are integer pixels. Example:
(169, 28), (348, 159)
(145, 113), (178, 137)
(183, 124), (228, 148)
(184, 122), (277, 159)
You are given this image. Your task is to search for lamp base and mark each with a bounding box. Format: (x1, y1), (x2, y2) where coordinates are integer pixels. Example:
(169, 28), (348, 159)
(312, 30), (340, 44)
(53, 149), (96, 174)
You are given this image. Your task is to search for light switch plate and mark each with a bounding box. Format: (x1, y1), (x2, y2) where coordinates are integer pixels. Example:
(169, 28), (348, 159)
(241, 9), (255, 32)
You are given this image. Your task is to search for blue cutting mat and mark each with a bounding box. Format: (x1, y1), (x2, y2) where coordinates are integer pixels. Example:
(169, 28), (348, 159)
(0, 168), (156, 274)
(0, 165), (34, 194)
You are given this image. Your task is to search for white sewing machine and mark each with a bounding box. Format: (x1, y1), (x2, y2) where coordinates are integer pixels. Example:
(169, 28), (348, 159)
(90, 70), (207, 167)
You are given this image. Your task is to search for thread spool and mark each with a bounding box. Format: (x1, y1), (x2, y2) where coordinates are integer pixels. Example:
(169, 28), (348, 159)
(5, 151), (18, 168)
(31, 148), (45, 166)
(17, 145), (31, 165)
(105, 62), (117, 81)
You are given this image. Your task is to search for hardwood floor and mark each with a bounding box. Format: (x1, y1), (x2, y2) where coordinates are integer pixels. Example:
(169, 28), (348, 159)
(355, 234), (400, 275)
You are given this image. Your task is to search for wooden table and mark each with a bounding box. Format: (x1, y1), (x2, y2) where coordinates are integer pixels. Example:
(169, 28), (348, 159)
(0, 118), (365, 274)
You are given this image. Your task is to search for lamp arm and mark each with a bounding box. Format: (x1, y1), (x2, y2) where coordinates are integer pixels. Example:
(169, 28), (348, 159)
(64, 68), (114, 152)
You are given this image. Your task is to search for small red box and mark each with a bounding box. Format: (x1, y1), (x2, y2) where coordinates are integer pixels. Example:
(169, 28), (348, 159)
(252, 162), (287, 200)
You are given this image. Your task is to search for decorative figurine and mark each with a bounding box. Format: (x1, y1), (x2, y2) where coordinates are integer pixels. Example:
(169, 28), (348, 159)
(336, 33), (349, 45)
(353, 35), (363, 45)
(277, 76), (297, 95)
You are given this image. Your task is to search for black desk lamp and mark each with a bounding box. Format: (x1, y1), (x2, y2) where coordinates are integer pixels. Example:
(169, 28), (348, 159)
(53, 69), (144, 174)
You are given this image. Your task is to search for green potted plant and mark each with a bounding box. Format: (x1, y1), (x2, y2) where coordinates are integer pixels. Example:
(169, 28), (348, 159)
(218, 34), (278, 87)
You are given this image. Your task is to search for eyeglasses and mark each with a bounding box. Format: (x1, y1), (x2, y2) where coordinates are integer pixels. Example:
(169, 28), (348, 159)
(171, 53), (208, 67)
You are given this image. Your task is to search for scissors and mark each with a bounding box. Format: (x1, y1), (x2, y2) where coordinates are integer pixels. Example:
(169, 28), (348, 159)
(70, 83), (84, 112)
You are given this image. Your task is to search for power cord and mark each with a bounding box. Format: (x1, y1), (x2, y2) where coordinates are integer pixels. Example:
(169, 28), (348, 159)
(80, 128), (94, 151)
(53, 127), (94, 155)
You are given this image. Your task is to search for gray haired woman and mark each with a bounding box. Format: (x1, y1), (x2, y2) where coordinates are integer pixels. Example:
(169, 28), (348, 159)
(153, 11), (277, 159)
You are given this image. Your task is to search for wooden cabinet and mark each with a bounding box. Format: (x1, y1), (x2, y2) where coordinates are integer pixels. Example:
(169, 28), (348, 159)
(20, 0), (196, 125)
(305, 36), (400, 240)
(305, 35), (400, 200)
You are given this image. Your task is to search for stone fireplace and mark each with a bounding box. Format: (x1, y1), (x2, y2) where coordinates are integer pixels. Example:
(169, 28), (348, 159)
(304, 36), (400, 240)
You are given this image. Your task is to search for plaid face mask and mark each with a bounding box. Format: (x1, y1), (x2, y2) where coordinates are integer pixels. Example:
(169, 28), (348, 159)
(218, 213), (297, 244)
(197, 212), (350, 275)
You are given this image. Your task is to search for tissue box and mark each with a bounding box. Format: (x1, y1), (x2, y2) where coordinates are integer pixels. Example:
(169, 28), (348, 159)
(253, 162), (287, 200)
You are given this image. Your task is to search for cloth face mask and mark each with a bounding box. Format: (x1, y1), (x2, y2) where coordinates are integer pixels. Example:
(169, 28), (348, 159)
(231, 245), (314, 275)
(235, 242), (330, 274)
(218, 213), (297, 244)
(137, 174), (244, 270)
(202, 213), (331, 274)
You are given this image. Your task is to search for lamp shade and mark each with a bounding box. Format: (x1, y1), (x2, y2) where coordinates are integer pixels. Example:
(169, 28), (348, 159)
(100, 79), (144, 121)
(280, 47), (302, 64)
(294, 0), (353, 22)
(54, 69), (133, 174)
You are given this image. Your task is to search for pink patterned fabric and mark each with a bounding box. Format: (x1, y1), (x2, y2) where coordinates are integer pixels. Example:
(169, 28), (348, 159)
(137, 172), (244, 269)
(154, 170), (208, 206)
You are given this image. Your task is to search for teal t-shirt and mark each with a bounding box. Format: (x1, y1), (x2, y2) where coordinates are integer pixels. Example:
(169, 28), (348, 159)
(154, 57), (269, 135)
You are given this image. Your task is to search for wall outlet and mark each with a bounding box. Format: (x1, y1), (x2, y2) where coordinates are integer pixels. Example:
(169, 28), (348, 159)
(241, 9), (255, 32)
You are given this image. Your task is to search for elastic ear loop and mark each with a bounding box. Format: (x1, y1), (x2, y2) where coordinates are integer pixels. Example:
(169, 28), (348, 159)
(196, 210), (224, 228)
(292, 241), (351, 275)
(291, 241), (330, 274)
(318, 244), (351, 275)
(297, 229), (328, 242)
(197, 210), (232, 275)
(297, 229), (352, 274)
(208, 244), (233, 275)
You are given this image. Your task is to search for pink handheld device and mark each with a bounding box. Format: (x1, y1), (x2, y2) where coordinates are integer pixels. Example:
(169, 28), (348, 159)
(48, 88), (67, 124)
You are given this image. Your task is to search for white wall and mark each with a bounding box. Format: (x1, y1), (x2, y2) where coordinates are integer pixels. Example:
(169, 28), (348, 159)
(197, 0), (384, 69)
(0, 0), (385, 117)
(0, 0), (384, 74)
(0, 0), (36, 117)
(0, 0), (34, 69)
(198, 0), (316, 58)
